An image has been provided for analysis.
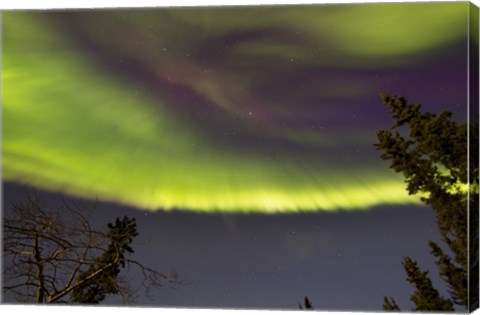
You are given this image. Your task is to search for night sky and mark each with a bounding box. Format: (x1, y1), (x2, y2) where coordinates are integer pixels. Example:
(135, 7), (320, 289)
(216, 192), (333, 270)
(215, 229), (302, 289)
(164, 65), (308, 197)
(1, 2), (473, 311)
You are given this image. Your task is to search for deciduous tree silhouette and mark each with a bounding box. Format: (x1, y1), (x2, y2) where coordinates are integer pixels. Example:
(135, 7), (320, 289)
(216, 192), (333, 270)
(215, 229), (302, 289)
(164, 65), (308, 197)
(3, 192), (182, 304)
(375, 94), (479, 312)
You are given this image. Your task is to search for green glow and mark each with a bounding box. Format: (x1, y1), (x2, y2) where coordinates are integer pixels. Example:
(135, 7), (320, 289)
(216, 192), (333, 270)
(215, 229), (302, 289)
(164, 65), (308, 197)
(179, 3), (467, 59)
(59, 3), (468, 68)
(301, 3), (468, 57)
(4, 9), (454, 213)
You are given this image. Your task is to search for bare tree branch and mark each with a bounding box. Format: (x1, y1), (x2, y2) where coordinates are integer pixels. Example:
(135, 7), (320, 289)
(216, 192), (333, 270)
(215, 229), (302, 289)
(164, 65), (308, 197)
(3, 192), (183, 304)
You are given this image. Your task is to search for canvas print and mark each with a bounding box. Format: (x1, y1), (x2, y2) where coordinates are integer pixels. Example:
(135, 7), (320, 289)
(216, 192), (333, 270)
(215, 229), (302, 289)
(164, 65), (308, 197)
(1, 1), (479, 312)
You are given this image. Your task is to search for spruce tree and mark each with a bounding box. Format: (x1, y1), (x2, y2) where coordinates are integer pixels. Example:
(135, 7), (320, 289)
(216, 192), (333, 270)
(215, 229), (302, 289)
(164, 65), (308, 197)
(402, 257), (454, 311)
(383, 296), (400, 311)
(299, 296), (314, 310)
(375, 94), (478, 311)
(72, 216), (139, 303)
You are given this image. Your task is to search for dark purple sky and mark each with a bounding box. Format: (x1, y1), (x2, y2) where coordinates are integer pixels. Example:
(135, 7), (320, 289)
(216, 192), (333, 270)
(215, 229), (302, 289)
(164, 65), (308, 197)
(2, 182), (447, 311)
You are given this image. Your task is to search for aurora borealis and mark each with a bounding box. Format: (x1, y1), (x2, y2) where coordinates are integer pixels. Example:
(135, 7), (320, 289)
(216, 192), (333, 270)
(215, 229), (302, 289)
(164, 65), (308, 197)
(2, 2), (471, 213)
(2, 1), (477, 311)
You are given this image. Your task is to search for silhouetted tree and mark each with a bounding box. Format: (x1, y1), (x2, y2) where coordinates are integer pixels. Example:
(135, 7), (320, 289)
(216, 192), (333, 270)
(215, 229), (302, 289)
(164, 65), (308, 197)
(402, 257), (454, 311)
(375, 94), (479, 311)
(3, 192), (182, 304)
(71, 216), (139, 303)
(383, 296), (400, 311)
(299, 296), (314, 310)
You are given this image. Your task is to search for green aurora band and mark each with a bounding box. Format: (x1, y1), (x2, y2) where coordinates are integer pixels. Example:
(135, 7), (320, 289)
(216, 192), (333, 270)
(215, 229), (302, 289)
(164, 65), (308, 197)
(2, 4), (468, 213)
